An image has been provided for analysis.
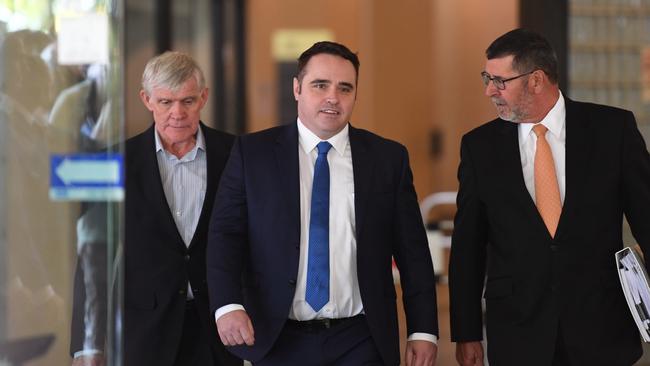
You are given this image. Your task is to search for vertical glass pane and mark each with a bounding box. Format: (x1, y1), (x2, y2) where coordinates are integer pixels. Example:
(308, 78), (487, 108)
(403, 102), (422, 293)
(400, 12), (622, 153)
(0, 0), (124, 365)
(568, 1), (649, 133)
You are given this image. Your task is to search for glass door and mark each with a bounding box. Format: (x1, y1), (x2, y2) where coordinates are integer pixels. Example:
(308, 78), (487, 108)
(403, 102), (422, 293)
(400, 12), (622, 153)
(0, 0), (124, 365)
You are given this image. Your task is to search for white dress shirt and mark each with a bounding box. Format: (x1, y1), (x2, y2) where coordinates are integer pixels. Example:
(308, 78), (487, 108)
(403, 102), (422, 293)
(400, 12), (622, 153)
(216, 119), (436, 344)
(155, 127), (207, 246)
(290, 119), (362, 320)
(518, 92), (566, 204)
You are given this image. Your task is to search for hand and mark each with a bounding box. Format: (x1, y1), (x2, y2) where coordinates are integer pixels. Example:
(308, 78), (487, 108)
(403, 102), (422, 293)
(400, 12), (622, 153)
(456, 341), (484, 366)
(216, 309), (255, 346)
(72, 354), (105, 366)
(405, 340), (437, 366)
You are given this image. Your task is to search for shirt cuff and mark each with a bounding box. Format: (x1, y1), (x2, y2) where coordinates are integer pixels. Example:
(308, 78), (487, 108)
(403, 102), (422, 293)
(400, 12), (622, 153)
(215, 304), (246, 322)
(408, 332), (438, 345)
(73, 349), (103, 358)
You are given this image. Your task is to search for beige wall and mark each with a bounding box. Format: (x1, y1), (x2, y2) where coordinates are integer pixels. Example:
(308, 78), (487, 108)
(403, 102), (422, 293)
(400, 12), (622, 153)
(362, 1), (435, 200)
(430, 0), (519, 194)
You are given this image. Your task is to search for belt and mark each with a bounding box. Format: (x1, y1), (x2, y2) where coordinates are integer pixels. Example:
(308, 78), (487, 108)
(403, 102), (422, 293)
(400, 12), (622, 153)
(285, 314), (364, 332)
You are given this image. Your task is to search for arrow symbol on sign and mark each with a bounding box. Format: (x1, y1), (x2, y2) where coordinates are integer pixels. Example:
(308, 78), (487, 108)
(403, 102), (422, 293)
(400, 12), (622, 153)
(55, 158), (120, 185)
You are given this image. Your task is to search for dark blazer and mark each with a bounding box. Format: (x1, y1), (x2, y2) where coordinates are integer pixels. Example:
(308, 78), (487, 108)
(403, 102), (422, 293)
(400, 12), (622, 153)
(449, 99), (650, 366)
(71, 123), (241, 366)
(123, 123), (241, 366)
(207, 122), (438, 365)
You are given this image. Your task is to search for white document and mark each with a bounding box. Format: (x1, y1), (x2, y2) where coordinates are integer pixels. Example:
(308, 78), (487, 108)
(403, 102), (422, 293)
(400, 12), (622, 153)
(616, 246), (650, 342)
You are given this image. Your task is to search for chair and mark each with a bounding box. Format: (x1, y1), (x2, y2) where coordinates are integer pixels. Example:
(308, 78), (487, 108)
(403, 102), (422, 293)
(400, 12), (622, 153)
(419, 191), (457, 282)
(392, 191), (457, 283)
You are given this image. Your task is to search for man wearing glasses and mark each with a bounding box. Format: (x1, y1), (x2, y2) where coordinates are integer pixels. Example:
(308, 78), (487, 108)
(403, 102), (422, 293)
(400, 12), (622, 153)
(449, 28), (650, 366)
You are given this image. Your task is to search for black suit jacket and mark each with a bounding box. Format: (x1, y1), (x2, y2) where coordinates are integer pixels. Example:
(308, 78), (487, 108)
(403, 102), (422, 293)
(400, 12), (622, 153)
(71, 123), (242, 366)
(449, 99), (650, 366)
(207, 123), (438, 365)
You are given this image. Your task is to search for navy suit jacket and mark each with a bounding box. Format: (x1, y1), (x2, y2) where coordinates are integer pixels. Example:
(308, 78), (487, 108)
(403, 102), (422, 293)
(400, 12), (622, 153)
(449, 99), (650, 366)
(207, 122), (438, 365)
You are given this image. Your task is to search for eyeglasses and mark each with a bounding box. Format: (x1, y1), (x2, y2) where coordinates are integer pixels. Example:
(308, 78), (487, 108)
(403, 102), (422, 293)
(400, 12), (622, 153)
(481, 70), (535, 90)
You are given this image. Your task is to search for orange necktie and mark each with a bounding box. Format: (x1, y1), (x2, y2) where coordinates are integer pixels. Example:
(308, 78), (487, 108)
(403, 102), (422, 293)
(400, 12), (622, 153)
(533, 124), (562, 237)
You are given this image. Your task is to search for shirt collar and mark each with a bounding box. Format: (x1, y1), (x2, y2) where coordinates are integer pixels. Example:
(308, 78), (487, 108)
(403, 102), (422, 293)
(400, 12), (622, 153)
(519, 91), (565, 140)
(296, 118), (349, 157)
(154, 124), (206, 159)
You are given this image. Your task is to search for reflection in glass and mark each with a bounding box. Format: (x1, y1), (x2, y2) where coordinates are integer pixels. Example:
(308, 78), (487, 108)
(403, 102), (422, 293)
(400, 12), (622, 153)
(0, 1), (123, 365)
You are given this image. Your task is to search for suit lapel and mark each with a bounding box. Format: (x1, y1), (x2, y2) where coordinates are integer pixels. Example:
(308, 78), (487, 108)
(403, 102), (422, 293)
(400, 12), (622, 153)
(135, 126), (186, 249)
(188, 123), (219, 250)
(555, 99), (592, 240)
(349, 125), (375, 241)
(274, 124), (301, 246)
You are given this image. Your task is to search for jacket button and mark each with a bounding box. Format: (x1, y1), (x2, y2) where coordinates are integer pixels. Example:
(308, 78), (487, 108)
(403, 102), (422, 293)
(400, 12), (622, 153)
(550, 245), (558, 252)
(288, 279), (296, 286)
(184, 254), (190, 261)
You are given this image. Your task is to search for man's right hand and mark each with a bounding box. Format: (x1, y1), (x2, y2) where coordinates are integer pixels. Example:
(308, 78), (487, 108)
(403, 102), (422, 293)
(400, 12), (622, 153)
(456, 341), (484, 366)
(216, 309), (255, 346)
(72, 355), (104, 366)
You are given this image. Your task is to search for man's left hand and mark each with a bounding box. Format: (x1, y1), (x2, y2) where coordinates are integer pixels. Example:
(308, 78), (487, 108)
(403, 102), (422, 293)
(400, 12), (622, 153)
(405, 340), (437, 366)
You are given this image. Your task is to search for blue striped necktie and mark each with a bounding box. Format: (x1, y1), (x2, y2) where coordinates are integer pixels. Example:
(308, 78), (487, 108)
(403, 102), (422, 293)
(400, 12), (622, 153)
(305, 141), (332, 312)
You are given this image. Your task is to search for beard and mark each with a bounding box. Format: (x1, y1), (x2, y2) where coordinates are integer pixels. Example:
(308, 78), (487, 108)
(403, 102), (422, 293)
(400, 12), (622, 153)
(493, 87), (534, 123)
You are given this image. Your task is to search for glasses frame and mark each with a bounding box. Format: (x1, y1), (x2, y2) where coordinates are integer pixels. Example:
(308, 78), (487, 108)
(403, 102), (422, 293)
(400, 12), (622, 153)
(481, 70), (536, 90)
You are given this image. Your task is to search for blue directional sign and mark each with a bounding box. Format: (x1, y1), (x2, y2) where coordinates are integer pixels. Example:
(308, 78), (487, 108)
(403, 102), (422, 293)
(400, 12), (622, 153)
(50, 153), (124, 201)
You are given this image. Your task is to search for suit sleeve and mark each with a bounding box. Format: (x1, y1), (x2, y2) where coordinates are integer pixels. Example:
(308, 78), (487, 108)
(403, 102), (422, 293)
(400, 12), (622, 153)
(207, 137), (248, 313)
(448, 135), (488, 342)
(621, 112), (650, 262)
(392, 145), (439, 337)
(70, 256), (86, 355)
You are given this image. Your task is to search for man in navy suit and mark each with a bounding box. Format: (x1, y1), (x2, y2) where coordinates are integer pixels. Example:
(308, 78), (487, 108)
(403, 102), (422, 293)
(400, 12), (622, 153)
(449, 29), (650, 366)
(207, 41), (439, 366)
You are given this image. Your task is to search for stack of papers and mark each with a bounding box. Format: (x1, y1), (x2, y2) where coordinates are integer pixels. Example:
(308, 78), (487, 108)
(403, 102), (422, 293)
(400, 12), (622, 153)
(616, 246), (650, 342)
